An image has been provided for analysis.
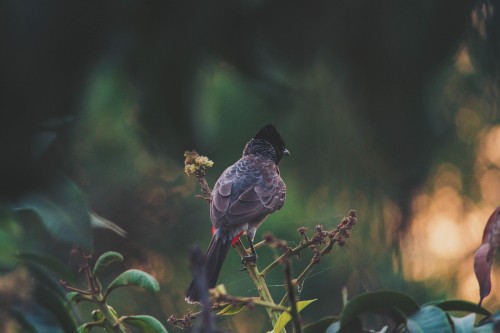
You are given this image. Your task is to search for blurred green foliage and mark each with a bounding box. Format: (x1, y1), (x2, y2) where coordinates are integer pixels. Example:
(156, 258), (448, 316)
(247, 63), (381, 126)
(0, 0), (499, 331)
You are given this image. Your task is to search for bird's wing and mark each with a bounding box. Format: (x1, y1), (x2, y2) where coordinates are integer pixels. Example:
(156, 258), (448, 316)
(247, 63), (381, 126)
(211, 160), (285, 226)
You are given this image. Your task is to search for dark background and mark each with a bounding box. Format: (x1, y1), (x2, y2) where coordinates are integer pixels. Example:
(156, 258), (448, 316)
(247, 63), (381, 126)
(1, 0), (499, 332)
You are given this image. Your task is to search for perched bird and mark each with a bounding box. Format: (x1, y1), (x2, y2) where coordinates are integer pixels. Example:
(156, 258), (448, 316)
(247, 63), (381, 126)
(185, 124), (289, 303)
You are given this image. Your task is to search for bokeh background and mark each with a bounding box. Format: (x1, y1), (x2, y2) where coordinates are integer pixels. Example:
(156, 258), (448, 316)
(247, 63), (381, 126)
(1, 0), (500, 332)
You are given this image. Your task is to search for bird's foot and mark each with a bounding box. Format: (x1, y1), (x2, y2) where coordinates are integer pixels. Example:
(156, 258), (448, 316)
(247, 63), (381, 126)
(239, 254), (258, 271)
(241, 253), (258, 265)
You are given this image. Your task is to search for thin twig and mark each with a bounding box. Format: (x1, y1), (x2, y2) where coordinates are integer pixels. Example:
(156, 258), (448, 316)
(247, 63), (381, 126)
(279, 211), (357, 306)
(215, 296), (290, 313)
(260, 240), (312, 277)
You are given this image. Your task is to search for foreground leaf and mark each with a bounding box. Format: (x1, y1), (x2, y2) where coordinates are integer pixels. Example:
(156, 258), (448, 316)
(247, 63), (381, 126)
(105, 269), (159, 298)
(303, 316), (338, 333)
(18, 252), (75, 282)
(475, 311), (500, 332)
(15, 176), (92, 249)
(340, 290), (420, 328)
(450, 313), (476, 333)
(326, 318), (362, 333)
(270, 299), (316, 333)
(428, 299), (491, 316)
(93, 251), (124, 277)
(122, 315), (168, 333)
(34, 284), (78, 333)
(474, 207), (500, 305)
(407, 305), (452, 333)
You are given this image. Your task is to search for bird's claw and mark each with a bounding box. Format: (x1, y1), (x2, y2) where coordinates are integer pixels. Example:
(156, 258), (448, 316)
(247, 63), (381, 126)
(241, 254), (258, 265)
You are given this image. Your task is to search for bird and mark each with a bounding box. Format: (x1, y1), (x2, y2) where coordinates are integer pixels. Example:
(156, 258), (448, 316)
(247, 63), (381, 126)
(185, 124), (289, 304)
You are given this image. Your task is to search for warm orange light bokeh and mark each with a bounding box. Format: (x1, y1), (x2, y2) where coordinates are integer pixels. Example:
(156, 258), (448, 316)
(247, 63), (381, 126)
(402, 125), (500, 307)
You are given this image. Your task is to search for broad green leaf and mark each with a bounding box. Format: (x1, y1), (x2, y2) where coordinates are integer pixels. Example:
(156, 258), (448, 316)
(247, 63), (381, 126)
(325, 321), (341, 333)
(24, 258), (68, 299)
(34, 284), (78, 333)
(9, 309), (37, 333)
(450, 313), (476, 333)
(407, 305), (452, 333)
(340, 290), (420, 328)
(15, 176), (92, 249)
(0, 225), (18, 267)
(428, 299), (491, 316)
(18, 252), (75, 282)
(303, 316), (338, 333)
(474, 310), (500, 332)
(270, 299), (316, 333)
(216, 303), (247, 315)
(93, 251), (124, 276)
(326, 318), (362, 333)
(105, 269), (160, 297)
(474, 324), (495, 333)
(122, 315), (168, 333)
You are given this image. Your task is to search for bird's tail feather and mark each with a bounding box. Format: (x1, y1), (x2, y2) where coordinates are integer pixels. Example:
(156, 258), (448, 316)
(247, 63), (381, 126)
(185, 234), (231, 304)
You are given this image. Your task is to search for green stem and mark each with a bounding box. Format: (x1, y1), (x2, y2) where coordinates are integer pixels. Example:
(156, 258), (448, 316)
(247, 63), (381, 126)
(234, 240), (286, 332)
(225, 297), (289, 312)
(94, 296), (129, 333)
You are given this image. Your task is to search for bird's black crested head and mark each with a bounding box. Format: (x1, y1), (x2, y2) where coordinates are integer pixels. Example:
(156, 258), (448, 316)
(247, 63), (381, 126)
(243, 124), (289, 164)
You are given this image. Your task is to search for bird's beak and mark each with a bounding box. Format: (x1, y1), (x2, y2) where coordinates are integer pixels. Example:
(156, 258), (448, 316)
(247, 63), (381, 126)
(283, 148), (290, 156)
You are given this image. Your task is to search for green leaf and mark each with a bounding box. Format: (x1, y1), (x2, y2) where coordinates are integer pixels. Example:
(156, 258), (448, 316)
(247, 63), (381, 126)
(24, 258), (69, 299)
(216, 303), (247, 315)
(18, 252), (75, 282)
(407, 305), (452, 333)
(34, 284), (78, 333)
(122, 315), (168, 333)
(76, 324), (91, 333)
(67, 292), (81, 302)
(450, 313), (476, 333)
(8, 309), (38, 333)
(0, 224), (18, 268)
(475, 310), (500, 332)
(325, 321), (341, 333)
(93, 251), (124, 276)
(428, 300), (491, 317)
(326, 318), (362, 333)
(271, 299), (316, 333)
(340, 290), (419, 328)
(474, 324), (495, 333)
(105, 269), (160, 297)
(303, 316), (338, 333)
(66, 292), (93, 303)
(15, 176), (92, 249)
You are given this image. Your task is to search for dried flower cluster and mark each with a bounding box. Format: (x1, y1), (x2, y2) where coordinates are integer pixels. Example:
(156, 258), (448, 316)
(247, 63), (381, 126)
(184, 150), (214, 177)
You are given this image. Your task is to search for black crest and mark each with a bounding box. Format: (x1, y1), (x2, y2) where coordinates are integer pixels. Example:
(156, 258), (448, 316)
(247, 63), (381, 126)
(253, 124), (288, 163)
